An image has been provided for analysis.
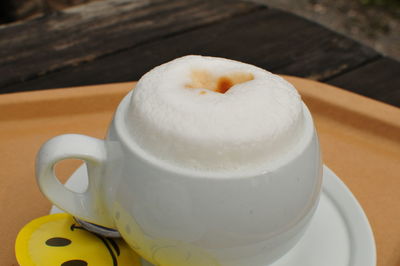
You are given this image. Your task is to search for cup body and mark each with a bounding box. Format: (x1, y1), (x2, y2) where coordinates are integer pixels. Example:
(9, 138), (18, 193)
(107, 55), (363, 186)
(96, 92), (322, 266)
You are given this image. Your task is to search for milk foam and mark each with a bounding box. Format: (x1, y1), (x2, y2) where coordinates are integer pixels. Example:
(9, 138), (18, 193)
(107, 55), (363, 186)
(126, 55), (305, 173)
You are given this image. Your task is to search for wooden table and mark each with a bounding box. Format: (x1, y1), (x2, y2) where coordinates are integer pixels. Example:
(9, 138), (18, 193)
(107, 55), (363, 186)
(0, 0), (399, 106)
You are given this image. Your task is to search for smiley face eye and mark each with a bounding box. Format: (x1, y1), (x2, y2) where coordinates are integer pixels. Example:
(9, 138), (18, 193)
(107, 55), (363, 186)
(61, 260), (88, 266)
(45, 237), (71, 247)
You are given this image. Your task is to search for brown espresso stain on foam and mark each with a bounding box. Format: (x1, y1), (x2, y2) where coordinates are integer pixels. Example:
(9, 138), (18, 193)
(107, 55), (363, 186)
(186, 70), (254, 94)
(216, 77), (233, 94)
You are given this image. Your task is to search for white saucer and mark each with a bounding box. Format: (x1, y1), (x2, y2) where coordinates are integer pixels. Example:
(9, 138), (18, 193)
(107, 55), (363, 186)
(51, 165), (376, 266)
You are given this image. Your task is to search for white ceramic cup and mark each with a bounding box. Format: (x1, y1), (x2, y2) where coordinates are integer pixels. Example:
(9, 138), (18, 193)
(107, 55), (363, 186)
(36, 91), (322, 266)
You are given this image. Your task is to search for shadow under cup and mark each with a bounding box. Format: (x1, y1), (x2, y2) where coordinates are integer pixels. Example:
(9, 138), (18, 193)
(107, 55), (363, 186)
(102, 92), (323, 266)
(36, 91), (322, 266)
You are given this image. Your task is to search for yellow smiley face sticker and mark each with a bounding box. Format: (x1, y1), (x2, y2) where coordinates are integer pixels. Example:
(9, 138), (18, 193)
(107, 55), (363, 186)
(15, 213), (141, 266)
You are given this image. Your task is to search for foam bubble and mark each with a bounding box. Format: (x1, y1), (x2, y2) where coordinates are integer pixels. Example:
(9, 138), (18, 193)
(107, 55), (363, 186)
(126, 55), (304, 172)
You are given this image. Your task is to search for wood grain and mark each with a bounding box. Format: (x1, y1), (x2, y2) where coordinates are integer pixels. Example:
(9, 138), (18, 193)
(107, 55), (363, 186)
(2, 8), (379, 92)
(1, 0), (399, 107)
(0, 0), (259, 88)
(326, 57), (400, 106)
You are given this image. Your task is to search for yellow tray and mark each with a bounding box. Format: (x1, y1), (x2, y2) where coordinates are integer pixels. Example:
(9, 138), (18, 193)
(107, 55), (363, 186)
(1, 76), (399, 266)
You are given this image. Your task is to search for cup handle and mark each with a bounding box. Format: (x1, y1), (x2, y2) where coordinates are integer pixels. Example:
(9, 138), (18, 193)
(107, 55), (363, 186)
(36, 134), (114, 228)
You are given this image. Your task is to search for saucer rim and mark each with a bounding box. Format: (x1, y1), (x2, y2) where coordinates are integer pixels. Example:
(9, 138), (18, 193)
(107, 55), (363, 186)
(321, 166), (376, 266)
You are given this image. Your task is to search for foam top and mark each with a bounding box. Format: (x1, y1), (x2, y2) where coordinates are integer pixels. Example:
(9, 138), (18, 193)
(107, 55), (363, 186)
(126, 55), (305, 173)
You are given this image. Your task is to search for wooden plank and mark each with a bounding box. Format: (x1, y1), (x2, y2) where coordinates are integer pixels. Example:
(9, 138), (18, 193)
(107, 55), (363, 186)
(2, 7), (380, 95)
(326, 58), (400, 107)
(0, 0), (259, 88)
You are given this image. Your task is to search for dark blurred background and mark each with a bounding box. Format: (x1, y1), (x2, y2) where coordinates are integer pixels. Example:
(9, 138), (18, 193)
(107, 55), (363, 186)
(0, 0), (99, 23)
(251, 0), (400, 60)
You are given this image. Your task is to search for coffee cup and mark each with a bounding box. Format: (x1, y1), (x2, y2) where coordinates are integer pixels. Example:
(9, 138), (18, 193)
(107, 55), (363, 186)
(36, 56), (322, 266)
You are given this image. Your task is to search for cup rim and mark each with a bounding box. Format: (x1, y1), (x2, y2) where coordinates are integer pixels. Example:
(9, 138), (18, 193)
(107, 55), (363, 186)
(112, 90), (316, 179)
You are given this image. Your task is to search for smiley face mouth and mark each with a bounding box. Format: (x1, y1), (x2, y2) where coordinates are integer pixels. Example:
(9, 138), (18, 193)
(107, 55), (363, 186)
(71, 223), (120, 266)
